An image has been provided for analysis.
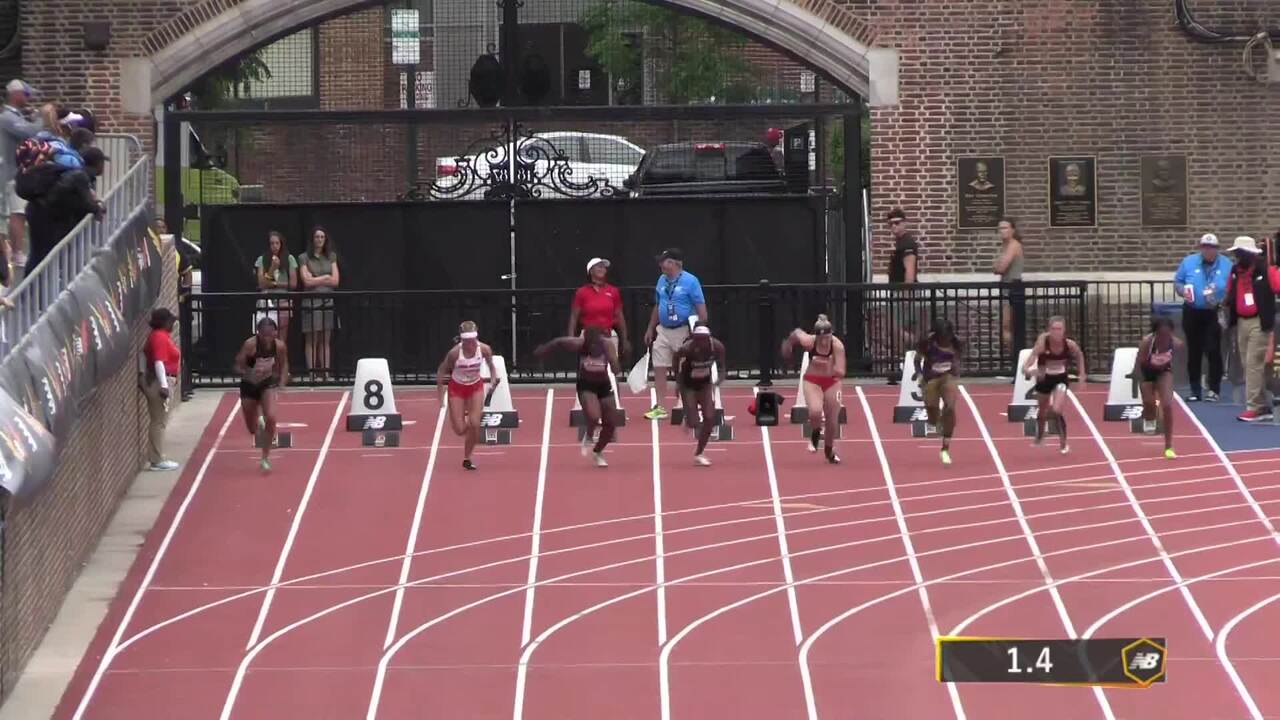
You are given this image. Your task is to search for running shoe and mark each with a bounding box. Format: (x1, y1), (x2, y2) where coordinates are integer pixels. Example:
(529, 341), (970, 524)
(694, 454), (712, 467)
(259, 457), (271, 472)
(593, 452), (609, 468)
(1238, 409), (1272, 422)
(644, 405), (669, 420)
(809, 428), (822, 452)
(825, 447), (840, 464)
(1164, 448), (1177, 459)
(462, 459), (476, 471)
(1186, 392), (1202, 402)
(1204, 390), (1220, 403)
(580, 432), (592, 456)
(939, 449), (951, 466)
(148, 460), (179, 471)
(1059, 444), (1070, 455)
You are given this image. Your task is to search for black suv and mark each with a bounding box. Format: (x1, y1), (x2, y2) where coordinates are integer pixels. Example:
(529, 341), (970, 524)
(623, 141), (786, 197)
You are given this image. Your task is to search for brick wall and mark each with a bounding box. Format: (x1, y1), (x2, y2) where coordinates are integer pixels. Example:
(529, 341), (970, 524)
(17, 0), (1280, 271)
(0, 244), (178, 697)
(843, 0), (1279, 275)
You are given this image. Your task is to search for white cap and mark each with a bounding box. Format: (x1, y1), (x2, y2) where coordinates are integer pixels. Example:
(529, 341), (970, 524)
(1199, 233), (1218, 247)
(1228, 236), (1261, 254)
(5, 79), (29, 95)
(586, 257), (610, 274)
(692, 325), (711, 336)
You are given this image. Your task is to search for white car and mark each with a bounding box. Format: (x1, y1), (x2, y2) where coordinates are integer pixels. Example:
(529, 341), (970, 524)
(433, 131), (644, 199)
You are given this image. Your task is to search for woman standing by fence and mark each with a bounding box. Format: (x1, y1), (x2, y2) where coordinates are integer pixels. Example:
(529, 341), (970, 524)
(298, 226), (339, 380)
(993, 217), (1024, 350)
(255, 230), (295, 342)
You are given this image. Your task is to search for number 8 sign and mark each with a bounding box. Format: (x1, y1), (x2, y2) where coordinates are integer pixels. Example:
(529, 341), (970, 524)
(347, 358), (404, 431)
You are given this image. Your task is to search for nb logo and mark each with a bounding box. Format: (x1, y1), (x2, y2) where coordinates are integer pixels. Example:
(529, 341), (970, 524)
(363, 415), (387, 430)
(481, 413), (502, 428)
(909, 407), (929, 422)
(1120, 405), (1144, 420)
(1128, 652), (1161, 671)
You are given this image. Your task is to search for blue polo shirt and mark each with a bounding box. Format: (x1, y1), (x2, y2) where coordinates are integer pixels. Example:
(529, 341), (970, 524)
(1174, 252), (1232, 310)
(654, 271), (705, 328)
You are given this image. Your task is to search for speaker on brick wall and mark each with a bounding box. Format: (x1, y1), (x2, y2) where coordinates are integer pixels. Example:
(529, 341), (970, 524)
(83, 22), (111, 52)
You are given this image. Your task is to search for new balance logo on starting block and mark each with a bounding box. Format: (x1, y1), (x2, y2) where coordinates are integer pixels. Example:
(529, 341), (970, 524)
(481, 356), (519, 445)
(348, 358), (403, 431)
(1104, 348), (1143, 421)
(893, 351), (926, 423)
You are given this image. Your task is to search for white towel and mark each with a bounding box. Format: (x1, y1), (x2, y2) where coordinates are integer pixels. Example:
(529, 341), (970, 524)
(627, 350), (650, 394)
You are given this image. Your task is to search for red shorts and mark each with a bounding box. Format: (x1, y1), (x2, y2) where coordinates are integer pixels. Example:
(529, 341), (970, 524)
(448, 380), (484, 400)
(804, 374), (840, 392)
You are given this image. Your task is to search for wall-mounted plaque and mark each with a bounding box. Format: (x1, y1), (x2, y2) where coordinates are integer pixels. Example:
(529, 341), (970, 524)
(1140, 154), (1188, 227)
(956, 156), (1005, 229)
(1048, 156), (1097, 228)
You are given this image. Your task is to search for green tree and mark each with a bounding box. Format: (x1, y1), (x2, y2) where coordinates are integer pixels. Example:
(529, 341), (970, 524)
(580, 1), (761, 104)
(187, 52), (272, 109)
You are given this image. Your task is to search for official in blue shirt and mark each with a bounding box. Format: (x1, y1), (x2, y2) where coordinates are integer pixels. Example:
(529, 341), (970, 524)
(643, 248), (707, 419)
(1173, 233), (1232, 401)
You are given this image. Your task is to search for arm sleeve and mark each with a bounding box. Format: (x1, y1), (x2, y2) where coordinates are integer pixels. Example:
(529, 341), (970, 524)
(154, 361), (169, 390)
(689, 278), (706, 305)
(1173, 259), (1187, 288)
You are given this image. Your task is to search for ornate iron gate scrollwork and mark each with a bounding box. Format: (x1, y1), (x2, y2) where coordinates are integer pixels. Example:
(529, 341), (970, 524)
(399, 121), (624, 202)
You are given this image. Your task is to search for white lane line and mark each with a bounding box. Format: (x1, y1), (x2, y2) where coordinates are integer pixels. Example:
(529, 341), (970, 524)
(71, 399), (242, 720)
(382, 404), (447, 648)
(1175, 393), (1280, 548)
(1068, 389), (1213, 640)
(759, 388), (803, 646)
(958, 385), (1113, 719)
(244, 393), (349, 649)
(1215, 592), (1280, 720)
(518, 389), (556, 646)
(651, 387), (668, 645)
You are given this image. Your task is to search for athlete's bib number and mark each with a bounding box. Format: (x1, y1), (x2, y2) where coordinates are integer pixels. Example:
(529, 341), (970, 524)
(1044, 362), (1066, 375)
(932, 361), (952, 373)
(364, 379), (385, 411)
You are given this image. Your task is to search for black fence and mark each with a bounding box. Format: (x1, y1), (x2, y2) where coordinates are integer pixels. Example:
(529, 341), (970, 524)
(181, 280), (1170, 389)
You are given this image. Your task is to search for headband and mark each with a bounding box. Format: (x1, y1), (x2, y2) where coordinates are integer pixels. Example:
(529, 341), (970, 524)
(693, 325), (711, 336)
(459, 331), (478, 339)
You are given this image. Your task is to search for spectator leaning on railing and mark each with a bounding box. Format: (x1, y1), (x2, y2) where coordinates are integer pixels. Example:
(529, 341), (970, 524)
(0, 80), (43, 272)
(1174, 233), (1232, 402)
(23, 146), (106, 276)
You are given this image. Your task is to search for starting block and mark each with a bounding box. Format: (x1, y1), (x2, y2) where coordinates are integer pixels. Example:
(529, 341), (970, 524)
(1130, 415), (1162, 434)
(1104, 348), (1143, 421)
(893, 351), (927, 423)
(480, 356), (519, 445)
(362, 430), (401, 447)
(255, 430), (292, 449)
(348, 358), (403, 431)
(909, 421), (935, 438)
(670, 363), (734, 440)
(790, 352), (849, 424)
(1008, 349), (1038, 421)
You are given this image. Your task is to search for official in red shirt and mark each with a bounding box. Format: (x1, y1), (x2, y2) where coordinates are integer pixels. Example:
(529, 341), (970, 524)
(569, 258), (630, 357)
(1224, 235), (1280, 421)
(143, 307), (182, 470)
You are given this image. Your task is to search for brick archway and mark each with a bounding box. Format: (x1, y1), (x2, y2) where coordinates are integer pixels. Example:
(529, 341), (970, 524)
(145, 0), (876, 103)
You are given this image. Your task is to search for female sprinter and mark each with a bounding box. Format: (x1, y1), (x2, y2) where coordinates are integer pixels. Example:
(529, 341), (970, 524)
(672, 322), (727, 466)
(1021, 316), (1087, 454)
(1134, 315), (1183, 458)
(536, 326), (621, 467)
(916, 318), (963, 466)
(234, 316), (290, 471)
(437, 321), (499, 471)
(781, 314), (846, 464)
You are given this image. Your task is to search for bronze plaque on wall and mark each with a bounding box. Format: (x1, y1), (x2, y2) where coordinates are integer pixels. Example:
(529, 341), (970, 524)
(1140, 154), (1188, 227)
(1048, 156), (1097, 227)
(956, 156), (1005, 229)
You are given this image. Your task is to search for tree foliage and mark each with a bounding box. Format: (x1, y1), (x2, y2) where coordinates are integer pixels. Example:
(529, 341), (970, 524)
(187, 52), (272, 109)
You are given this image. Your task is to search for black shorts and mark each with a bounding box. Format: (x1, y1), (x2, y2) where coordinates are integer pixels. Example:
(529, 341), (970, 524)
(1141, 366), (1170, 384)
(680, 377), (712, 394)
(1034, 374), (1070, 395)
(239, 377), (278, 402)
(576, 377), (614, 400)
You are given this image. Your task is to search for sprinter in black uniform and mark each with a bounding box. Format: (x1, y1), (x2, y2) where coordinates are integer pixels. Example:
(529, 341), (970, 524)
(234, 316), (290, 471)
(536, 326), (621, 467)
(1021, 316), (1086, 454)
(1135, 315), (1183, 459)
(672, 322), (727, 466)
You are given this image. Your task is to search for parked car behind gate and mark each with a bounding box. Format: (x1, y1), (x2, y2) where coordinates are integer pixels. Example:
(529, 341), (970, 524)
(623, 141), (786, 197)
(434, 131), (644, 199)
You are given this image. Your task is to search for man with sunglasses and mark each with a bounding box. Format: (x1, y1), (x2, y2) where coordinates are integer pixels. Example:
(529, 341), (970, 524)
(643, 248), (707, 420)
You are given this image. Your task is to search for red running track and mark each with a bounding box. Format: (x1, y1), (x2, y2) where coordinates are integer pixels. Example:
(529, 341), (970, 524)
(52, 385), (1280, 719)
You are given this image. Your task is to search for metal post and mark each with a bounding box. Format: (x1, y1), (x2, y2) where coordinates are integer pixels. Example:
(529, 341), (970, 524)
(843, 105), (866, 365)
(500, 0), (521, 107)
(179, 294), (194, 401)
(162, 110), (182, 247)
(757, 279), (774, 387)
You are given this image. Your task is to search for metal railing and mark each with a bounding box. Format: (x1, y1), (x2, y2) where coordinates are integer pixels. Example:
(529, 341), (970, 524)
(177, 280), (1181, 388)
(95, 134), (144, 195)
(0, 149), (151, 359)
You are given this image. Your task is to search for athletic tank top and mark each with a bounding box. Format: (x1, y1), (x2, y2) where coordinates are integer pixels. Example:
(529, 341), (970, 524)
(451, 344), (484, 385)
(578, 344), (610, 381)
(681, 341), (717, 384)
(806, 337), (836, 377)
(1145, 336), (1174, 370)
(1038, 338), (1070, 376)
(246, 337), (277, 382)
(923, 339), (955, 378)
